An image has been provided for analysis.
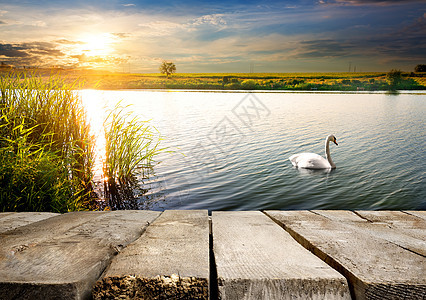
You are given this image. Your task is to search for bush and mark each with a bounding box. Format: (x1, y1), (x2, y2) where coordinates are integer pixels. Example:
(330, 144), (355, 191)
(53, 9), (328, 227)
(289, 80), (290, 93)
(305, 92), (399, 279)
(414, 64), (426, 72)
(386, 69), (402, 90)
(241, 79), (257, 89)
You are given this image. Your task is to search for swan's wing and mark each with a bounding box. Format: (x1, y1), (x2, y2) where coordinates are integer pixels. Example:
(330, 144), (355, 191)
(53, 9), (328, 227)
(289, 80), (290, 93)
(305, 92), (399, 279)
(289, 154), (300, 167)
(289, 153), (330, 169)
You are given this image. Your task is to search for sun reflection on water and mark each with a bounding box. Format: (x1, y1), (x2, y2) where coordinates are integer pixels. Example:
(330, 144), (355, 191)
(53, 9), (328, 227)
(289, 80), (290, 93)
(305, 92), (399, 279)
(79, 90), (107, 181)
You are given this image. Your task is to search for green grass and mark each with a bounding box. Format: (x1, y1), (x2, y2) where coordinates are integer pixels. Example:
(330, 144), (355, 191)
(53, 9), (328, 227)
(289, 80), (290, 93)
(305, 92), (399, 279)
(103, 102), (163, 210)
(0, 71), (164, 212)
(0, 72), (96, 212)
(2, 68), (424, 90)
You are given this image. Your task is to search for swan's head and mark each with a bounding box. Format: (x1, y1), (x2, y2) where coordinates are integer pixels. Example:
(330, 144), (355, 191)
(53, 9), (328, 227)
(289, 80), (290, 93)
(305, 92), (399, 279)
(328, 135), (338, 145)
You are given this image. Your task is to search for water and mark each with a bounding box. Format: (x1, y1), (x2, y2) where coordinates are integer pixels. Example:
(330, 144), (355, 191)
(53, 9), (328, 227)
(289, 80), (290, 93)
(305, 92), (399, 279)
(82, 90), (426, 211)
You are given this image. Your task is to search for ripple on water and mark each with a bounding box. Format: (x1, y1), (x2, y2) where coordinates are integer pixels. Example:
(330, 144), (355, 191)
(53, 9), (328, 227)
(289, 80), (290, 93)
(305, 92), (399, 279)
(82, 90), (426, 210)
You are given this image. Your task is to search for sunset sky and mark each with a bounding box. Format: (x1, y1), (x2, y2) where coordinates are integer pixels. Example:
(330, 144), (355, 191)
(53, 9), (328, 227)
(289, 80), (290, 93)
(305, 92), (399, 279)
(0, 0), (425, 73)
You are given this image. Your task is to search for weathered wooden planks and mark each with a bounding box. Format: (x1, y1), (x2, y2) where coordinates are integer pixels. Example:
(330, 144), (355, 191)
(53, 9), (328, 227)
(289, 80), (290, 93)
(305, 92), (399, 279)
(93, 210), (210, 300)
(314, 210), (426, 256)
(265, 210), (426, 300)
(0, 210), (160, 300)
(0, 212), (59, 234)
(405, 211), (426, 220)
(212, 211), (351, 300)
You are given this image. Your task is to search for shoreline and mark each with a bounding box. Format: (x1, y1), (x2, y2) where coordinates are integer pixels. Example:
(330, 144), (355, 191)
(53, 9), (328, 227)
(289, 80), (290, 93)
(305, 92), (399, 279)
(2, 69), (426, 91)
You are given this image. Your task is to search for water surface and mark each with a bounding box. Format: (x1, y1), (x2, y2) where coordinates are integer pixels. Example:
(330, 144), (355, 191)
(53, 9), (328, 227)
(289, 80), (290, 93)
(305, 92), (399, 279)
(82, 90), (425, 211)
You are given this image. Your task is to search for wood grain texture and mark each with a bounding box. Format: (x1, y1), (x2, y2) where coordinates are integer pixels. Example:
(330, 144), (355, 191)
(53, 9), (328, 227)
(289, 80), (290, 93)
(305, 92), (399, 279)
(314, 210), (426, 256)
(0, 210), (160, 300)
(93, 210), (210, 300)
(212, 211), (350, 300)
(265, 210), (426, 300)
(404, 211), (426, 220)
(0, 212), (59, 234)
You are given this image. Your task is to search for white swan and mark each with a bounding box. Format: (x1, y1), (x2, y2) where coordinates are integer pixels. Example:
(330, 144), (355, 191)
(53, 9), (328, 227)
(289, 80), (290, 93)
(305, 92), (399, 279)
(289, 135), (338, 169)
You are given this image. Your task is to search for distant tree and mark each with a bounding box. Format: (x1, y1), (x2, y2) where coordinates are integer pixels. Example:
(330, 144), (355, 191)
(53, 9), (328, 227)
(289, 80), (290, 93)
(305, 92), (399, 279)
(386, 69), (402, 90)
(414, 64), (426, 72)
(159, 61), (176, 78)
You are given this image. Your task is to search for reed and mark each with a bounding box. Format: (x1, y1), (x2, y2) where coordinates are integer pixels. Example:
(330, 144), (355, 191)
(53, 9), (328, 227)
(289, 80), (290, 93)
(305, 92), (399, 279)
(0, 71), (96, 212)
(103, 102), (163, 210)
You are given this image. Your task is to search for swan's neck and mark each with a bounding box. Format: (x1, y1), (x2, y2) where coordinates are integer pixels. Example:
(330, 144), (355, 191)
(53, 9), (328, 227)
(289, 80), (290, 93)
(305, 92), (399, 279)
(325, 139), (336, 169)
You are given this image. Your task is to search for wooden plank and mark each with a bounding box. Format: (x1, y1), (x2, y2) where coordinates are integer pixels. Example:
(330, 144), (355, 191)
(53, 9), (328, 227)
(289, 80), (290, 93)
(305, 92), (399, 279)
(314, 210), (426, 256)
(355, 210), (426, 226)
(212, 211), (350, 300)
(93, 210), (210, 300)
(312, 210), (368, 223)
(355, 211), (426, 251)
(404, 211), (426, 220)
(265, 210), (426, 300)
(0, 210), (160, 300)
(0, 212), (14, 217)
(0, 212), (59, 234)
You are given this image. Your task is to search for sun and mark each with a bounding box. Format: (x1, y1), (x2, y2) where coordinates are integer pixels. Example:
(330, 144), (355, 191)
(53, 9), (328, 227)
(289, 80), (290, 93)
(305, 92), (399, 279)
(78, 33), (115, 57)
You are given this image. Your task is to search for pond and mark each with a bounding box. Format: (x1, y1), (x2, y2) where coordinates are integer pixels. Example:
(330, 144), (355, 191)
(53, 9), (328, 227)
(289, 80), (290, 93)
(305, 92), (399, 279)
(82, 90), (426, 211)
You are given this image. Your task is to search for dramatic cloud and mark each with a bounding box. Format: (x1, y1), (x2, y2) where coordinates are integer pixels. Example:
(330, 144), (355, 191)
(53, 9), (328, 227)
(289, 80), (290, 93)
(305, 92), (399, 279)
(320, 0), (426, 5)
(0, 41), (72, 67)
(0, 0), (424, 72)
(0, 43), (30, 58)
(296, 39), (352, 58)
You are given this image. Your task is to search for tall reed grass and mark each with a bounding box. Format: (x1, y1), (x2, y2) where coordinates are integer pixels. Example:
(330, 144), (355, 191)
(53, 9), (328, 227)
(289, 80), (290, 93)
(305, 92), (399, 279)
(1, 71), (165, 212)
(0, 71), (96, 212)
(103, 103), (163, 210)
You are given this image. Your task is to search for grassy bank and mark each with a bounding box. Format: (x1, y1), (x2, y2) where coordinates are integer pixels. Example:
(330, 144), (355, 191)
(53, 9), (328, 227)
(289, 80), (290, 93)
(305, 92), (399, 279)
(2, 68), (424, 91)
(0, 73), (96, 212)
(0, 71), (162, 212)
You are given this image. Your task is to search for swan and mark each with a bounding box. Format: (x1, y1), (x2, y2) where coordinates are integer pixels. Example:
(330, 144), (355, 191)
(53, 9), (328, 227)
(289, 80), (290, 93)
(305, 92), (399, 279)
(289, 135), (338, 169)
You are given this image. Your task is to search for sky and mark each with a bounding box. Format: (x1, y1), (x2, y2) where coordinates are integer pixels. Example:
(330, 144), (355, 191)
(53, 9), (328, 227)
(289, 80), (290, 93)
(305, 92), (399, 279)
(0, 0), (425, 73)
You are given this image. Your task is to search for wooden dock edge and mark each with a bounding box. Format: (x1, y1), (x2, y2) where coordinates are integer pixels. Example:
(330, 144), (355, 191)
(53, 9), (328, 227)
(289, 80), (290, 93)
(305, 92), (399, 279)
(92, 210), (210, 300)
(0, 210), (425, 299)
(264, 210), (426, 300)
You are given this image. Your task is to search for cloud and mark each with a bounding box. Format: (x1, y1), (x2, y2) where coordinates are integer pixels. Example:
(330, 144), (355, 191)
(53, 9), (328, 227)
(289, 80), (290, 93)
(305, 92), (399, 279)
(71, 53), (128, 66)
(56, 39), (84, 45)
(191, 14), (227, 26)
(295, 39), (352, 58)
(137, 20), (186, 37)
(0, 41), (67, 67)
(111, 32), (130, 39)
(319, 0), (425, 6)
(33, 20), (47, 27)
(0, 43), (30, 57)
(1, 0), (423, 72)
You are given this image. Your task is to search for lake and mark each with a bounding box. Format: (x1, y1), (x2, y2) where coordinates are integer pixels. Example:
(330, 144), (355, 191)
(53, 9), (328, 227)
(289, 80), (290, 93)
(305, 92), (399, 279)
(82, 90), (426, 211)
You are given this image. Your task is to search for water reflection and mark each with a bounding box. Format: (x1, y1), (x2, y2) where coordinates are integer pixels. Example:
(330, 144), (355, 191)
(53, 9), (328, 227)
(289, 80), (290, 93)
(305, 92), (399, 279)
(294, 167), (333, 175)
(80, 90), (426, 211)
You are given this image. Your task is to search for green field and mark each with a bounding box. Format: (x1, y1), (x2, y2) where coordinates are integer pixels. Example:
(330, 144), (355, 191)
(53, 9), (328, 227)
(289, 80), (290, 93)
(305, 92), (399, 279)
(2, 68), (425, 91)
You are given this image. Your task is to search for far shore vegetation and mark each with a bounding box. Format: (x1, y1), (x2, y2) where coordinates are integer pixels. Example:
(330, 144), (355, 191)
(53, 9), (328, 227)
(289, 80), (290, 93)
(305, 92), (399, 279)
(1, 65), (425, 91)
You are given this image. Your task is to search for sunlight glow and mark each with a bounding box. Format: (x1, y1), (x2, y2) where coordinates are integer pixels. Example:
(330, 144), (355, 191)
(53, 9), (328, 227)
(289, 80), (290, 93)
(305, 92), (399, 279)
(78, 33), (115, 56)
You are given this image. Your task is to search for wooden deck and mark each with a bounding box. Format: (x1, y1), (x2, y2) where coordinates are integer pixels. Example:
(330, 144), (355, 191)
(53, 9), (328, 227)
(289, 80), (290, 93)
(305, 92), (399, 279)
(0, 210), (424, 299)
